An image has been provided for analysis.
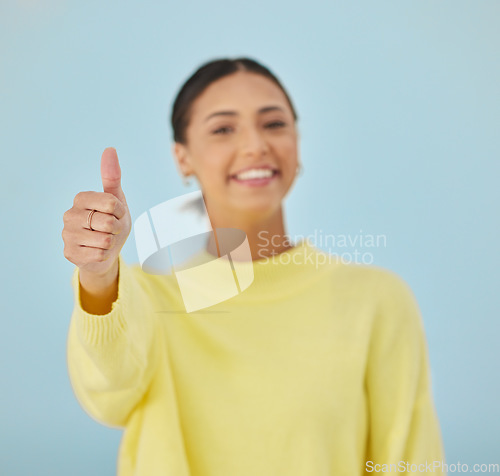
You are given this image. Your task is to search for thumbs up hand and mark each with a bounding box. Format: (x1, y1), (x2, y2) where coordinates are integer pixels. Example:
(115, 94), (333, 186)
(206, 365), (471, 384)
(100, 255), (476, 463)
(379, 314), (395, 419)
(62, 147), (132, 279)
(101, 147), (129, 207)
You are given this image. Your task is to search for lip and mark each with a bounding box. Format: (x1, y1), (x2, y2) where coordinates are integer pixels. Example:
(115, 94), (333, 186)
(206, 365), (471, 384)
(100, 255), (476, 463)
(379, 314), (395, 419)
(229, 170), (280, 187)
(229, 164), (278, 178)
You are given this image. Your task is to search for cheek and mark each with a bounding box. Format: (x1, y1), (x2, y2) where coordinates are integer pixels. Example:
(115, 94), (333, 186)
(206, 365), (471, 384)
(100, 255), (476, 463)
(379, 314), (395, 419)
(275, 138), (299, 187)
(193, 143), (234, 173)
(195, 152), (235, 188)
(275, 136), (298, 167)
(276, 132), (297, 152)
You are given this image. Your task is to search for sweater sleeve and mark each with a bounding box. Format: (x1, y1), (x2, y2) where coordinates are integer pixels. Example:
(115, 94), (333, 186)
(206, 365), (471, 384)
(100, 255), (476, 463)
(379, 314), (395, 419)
(364, 270), (447, 475)
(66, 254), (161, 429)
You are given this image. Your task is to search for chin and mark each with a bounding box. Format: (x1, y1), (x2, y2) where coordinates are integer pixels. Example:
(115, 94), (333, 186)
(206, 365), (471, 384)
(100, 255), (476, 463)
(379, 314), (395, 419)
(229, 196), (283, 217)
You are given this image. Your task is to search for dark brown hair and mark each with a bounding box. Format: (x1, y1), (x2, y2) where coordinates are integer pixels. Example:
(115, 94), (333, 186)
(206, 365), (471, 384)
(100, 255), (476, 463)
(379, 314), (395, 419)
(170, 56), (299, 144)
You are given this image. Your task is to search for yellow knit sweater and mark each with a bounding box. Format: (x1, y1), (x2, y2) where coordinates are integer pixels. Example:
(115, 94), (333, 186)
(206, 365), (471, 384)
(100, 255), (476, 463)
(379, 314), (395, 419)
(66, 239), (446, 475)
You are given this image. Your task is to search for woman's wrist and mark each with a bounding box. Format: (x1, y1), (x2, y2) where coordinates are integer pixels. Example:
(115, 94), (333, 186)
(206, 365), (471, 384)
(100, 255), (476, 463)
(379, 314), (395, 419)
(79, 258), (119, 297)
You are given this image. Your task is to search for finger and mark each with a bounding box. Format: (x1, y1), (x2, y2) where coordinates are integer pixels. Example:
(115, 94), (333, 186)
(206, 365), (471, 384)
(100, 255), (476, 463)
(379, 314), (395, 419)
(63, 240), (112, 265)
(74, 191), (127, 219)
(77, 228), (117, 250)
(75, 246), (111, 265)
(82, 209), (122, 234)
(101, 147), (128, 206)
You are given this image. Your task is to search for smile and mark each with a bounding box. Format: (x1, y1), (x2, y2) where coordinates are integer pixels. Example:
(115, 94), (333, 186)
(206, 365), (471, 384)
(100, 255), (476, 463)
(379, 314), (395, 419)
(230, 168), (279, 187)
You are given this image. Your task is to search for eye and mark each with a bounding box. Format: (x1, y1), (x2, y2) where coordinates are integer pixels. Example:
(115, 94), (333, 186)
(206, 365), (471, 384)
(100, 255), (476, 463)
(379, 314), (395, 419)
(211, 121), (286, 135)
(212, 126), (233, 135)
(265, 121), (286, 129)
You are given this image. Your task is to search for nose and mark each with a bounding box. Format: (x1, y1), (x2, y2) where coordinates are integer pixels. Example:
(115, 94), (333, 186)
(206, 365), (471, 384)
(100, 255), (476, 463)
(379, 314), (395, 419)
(239, 125), (269, 158)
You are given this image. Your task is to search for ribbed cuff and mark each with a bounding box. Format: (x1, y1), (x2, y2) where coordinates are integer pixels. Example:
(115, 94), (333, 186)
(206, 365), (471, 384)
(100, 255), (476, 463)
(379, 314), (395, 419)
(70, 254), (130, 347)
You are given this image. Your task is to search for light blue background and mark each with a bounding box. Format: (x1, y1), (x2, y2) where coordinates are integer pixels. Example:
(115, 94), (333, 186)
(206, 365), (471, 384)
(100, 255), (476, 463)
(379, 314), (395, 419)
(1, 0), (498, 474)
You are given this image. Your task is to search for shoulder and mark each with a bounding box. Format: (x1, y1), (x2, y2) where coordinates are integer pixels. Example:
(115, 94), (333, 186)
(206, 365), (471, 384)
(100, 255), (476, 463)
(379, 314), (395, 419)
(353, 263), (416, 301)
(311, 245), (411, 293)
(310, 246), (419, 311)
(305, 244), (427, 344)
(345, 263), (423, 333)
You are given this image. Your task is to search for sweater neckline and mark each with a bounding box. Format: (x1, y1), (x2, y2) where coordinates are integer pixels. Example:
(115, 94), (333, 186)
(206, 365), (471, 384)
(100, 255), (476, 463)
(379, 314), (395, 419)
(188, 238), (341, 302)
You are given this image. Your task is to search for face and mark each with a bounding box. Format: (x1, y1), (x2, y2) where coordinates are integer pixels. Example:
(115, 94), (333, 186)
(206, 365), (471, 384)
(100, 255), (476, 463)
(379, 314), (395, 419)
(173, 71), (300, 220)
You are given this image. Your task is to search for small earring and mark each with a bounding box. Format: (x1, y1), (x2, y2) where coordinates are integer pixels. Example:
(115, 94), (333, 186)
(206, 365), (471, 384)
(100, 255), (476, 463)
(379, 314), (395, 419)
(182, 175), (192, 187)
(296, 163), (304, 177)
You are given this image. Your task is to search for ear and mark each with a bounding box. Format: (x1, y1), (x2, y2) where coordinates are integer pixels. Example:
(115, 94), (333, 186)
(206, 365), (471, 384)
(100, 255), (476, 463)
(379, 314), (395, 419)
(172, 142), (194, 176)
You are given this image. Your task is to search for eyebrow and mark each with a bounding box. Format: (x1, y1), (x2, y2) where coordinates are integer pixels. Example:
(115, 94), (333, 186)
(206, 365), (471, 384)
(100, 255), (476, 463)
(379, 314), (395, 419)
(204, 105), (285, 122)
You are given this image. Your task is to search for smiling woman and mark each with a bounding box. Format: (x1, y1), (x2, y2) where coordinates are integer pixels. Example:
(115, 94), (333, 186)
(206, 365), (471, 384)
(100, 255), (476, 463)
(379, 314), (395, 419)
(171, 59), (302, 260)
(64, 56), (447, 476)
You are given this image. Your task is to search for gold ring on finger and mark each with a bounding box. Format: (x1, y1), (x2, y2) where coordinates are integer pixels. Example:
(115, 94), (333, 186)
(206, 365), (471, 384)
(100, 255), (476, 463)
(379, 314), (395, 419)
(87, 209), (97, 231)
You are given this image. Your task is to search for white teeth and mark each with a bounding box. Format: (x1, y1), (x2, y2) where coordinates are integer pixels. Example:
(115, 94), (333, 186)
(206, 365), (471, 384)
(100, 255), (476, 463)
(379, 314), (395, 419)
(234, 168), (275, 180)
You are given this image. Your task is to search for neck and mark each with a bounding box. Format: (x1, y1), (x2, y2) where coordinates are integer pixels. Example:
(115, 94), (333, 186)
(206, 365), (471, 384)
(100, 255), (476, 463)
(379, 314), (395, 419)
(204, 201), (293, 261)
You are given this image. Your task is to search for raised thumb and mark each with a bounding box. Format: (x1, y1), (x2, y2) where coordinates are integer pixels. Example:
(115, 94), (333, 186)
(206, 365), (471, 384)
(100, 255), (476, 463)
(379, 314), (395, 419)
(101, 147), (127, 205)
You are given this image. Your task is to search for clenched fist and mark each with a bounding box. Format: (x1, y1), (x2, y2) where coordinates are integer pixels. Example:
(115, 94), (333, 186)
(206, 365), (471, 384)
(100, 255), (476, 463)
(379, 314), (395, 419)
(62, 148), (132, 280)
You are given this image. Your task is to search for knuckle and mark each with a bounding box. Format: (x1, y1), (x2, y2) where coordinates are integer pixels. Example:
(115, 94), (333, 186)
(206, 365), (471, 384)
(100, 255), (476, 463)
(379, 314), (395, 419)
(111, 199), (119, 215)
(97, 249), (107, 262)
(104, 195), (117, 213)
(61, 228), (74, 244)
(73, 192), (84, 206)
(105, 216), (115, 232)
(63, 246), (72, 261)
(63, 208), (75, 224)
(102, 234), (114, 249)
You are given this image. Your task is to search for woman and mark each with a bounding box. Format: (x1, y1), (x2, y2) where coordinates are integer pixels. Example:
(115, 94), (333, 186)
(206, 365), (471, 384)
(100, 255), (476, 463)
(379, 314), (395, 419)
(63, 57), (446, 475)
